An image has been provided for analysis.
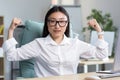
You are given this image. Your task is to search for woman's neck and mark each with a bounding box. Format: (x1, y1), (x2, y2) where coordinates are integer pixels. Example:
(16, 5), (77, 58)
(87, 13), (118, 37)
(51, 35), (64, 44)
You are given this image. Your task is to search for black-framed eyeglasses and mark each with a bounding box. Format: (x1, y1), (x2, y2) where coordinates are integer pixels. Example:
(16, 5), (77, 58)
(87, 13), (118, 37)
(47, 19), (68, 27)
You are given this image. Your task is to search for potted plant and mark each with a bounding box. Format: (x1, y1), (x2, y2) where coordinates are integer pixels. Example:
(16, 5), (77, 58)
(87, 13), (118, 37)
(83, 9), (116, 32)
(83, 9), (117, 57)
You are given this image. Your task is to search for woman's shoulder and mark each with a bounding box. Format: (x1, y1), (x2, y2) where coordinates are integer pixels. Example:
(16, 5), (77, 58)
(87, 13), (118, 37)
(35, 37), (46, 41)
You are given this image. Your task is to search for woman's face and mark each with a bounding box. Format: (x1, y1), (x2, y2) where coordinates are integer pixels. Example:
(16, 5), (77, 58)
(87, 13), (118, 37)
(47, 12), (68, 39)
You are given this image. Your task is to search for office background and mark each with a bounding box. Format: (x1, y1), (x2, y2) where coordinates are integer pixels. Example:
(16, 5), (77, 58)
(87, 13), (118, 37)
(0, 0), (120, 80)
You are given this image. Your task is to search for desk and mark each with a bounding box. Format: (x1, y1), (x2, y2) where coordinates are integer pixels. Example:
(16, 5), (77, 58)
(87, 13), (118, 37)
(79, 58), (114, 73)
(19, 72), (120, 80)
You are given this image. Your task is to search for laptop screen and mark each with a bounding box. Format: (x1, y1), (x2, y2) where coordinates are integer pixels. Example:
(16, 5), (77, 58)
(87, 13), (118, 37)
(113, 28), (120, 71)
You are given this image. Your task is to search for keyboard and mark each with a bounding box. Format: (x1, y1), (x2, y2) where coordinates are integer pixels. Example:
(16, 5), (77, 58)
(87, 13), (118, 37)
(81, 58), (101, 61)
(97, 73), (120, 79)
(96, 70), (120, 74)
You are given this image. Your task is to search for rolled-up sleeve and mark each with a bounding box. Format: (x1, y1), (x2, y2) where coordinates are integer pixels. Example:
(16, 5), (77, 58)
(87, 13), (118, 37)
(2, 38), (39, 61)
(79, 39), (109, 60)
(95, 39), (109, 59)
(2, 38), (18, 53)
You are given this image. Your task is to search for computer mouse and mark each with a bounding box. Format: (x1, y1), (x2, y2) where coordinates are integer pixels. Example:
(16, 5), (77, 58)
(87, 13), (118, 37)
(84, 76), (101, 80)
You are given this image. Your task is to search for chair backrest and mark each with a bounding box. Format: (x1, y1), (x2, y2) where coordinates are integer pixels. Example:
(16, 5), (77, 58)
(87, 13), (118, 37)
(20, 20), (44, 45)
(14, 20), (44, 78)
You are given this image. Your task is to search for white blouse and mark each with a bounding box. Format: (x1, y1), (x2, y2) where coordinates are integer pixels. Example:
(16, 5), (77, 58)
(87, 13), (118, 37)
(3, 35), (108, 77)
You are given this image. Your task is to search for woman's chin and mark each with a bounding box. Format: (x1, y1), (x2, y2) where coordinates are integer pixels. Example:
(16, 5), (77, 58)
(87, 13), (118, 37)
(52, 34), (62, 38)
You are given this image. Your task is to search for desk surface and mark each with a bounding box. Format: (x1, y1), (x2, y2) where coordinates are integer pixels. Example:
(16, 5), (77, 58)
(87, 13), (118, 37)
(80, 58), (114, 65)
(21, 72), (120, 80)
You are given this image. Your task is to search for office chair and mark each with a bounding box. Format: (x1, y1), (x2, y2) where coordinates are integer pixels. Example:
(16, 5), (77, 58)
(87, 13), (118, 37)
(13, 20), (44, 78)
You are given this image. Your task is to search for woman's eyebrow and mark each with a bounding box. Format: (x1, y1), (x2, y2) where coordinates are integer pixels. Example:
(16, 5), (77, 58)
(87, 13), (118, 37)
(49, 17), (67, 20)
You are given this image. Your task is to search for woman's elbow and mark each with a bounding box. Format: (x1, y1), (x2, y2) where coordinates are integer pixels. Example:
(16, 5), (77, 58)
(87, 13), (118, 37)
(96, 50), (109, 60)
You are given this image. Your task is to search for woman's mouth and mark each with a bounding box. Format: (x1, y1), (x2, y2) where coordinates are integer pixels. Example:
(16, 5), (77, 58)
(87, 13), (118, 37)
(53, 30), (61, 33)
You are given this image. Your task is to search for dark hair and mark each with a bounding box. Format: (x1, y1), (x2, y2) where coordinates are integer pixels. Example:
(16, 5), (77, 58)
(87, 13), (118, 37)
(42, 6), (70, 37)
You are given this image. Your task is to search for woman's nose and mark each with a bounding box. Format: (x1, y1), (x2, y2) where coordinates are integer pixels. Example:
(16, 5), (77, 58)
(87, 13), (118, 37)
(55, 23), (60, 28)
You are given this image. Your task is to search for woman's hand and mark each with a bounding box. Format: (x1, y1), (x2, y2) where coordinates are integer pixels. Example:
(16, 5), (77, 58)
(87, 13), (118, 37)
(9, 18), (22, 31)
(8, 18), (22, 39)
(88, 19), (103, 39)
(88, 19), (102, 32)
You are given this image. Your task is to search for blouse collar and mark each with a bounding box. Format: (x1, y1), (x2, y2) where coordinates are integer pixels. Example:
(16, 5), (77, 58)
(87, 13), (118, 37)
(45, 35), (71, 46)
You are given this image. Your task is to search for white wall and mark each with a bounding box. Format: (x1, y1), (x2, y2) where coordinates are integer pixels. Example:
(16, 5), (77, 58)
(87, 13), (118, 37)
(61, 0), (74, 5)
(0, 0), (51, 40)
(0, 0), (51, 80)
(80, 0), (120, 28)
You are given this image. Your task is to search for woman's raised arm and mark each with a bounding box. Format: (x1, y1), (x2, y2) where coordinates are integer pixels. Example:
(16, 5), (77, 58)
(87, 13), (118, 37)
(8, 18), (22, 39)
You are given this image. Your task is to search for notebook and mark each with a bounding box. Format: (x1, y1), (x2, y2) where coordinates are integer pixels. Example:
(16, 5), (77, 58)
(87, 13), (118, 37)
(97, 29), (120, 74)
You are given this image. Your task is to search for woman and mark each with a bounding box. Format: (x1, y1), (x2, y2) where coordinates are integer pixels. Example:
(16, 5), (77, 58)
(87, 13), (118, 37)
(3, 6), (108, 77)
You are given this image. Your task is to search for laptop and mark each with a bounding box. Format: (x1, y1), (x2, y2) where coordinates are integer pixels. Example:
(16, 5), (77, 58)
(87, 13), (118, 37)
(97, 29), (120, 74)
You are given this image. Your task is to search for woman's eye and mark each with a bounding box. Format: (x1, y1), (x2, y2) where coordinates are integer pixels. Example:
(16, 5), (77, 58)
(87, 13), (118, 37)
(59, 21), (66, 23)
(50, 20), (56, 23)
